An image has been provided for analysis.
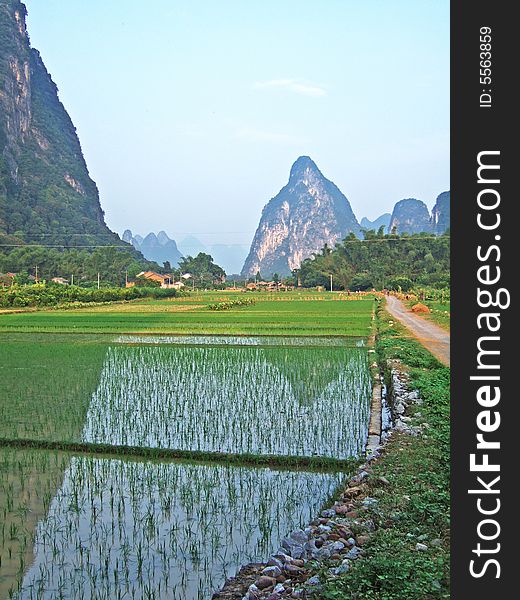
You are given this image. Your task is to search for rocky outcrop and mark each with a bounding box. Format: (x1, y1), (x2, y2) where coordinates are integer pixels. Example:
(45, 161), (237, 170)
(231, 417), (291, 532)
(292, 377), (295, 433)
(0, 0), (122, 246)
(242, 156), (360, 277)
(430, 191), (450, 234)
(388, 199), (432, 235)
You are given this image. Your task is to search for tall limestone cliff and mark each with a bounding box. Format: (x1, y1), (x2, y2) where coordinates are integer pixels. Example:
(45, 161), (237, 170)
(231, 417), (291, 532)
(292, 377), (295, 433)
(388, 198), (432, 235)
(0, 0), (122, 246)
(430, 191), (450, 234)
(241, 156), (360, 277)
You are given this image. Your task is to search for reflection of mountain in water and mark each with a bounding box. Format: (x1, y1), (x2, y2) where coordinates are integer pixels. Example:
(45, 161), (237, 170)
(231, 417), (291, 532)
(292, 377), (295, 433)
(82, 343), (372, 458)
(0, 336), (108, 595)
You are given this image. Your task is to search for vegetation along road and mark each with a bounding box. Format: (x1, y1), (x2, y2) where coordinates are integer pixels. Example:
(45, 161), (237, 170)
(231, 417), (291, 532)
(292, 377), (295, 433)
(385, 295), (450, 366)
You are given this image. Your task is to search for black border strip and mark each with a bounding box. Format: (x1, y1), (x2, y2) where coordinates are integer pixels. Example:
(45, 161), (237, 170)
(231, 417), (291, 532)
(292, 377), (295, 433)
(452, 1), (514, 594)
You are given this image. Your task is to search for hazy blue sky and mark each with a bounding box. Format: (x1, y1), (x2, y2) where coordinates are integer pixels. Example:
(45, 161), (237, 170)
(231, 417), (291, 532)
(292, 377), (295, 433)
(25, 0), (449, 246)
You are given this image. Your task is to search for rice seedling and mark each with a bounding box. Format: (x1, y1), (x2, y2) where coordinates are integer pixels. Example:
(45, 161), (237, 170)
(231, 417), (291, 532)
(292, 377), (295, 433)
(82, 338), (372, 459)
(1, 449), (344, 599)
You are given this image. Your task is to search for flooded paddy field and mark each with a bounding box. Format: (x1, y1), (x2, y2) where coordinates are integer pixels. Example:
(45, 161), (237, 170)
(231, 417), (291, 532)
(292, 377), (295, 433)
(0, 298), (375, 599)
(0, 448), (344, 599)
(1, 334), (372, 459)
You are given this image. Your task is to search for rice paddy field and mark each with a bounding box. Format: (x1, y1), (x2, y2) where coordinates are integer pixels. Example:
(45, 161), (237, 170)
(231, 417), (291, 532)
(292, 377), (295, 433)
(0, 293), (376, 599)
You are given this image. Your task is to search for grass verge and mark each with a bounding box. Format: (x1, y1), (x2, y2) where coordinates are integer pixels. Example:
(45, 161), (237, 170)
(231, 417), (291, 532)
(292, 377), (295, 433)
(317, 303), (450, 599)
(0, 438), (357, 473)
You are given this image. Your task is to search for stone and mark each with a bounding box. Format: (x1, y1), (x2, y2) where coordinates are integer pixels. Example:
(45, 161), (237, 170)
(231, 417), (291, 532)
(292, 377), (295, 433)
(262, 566), (282, 578)
(307, 575), (320, 585)
(268, 556), (284, 570)
(334, 504), (351, 515)
(416, 543), (428, 552)
(346, 547), (362, 560)
(431, 538), (443, 547)
(290, 529), (309, 545)
(285, 564), (304, 576)
(356, 535), (371, 546)
(334, 559), (350, 575)
(321, 508), (336, 518)
(256, 576), (276, 590)
(273, 584), (285, 594)
(361, 497), (378, 508)
(332, 541), (345, 552)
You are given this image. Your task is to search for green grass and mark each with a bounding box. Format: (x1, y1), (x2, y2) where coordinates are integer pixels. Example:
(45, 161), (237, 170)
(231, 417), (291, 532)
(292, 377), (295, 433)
(407, 299), (451, 331)
(0, 334), (108, 442)
(0, 293), (375, 336)
(318, 306), (450, 599)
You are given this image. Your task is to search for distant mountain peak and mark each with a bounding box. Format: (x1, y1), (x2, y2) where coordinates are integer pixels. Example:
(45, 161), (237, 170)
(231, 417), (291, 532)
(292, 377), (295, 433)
(242, 157), (360, 277)
(289, 155), (320, 179)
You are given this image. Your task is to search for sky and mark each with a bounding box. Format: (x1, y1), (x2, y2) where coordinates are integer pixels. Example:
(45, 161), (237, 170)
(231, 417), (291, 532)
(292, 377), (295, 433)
(25, 0), (449, 247)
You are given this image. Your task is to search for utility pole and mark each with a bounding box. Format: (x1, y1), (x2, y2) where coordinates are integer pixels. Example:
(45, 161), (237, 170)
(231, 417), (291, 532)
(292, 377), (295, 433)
(125, 271), (128, 287)
(35, 265), (38, 283)
(71, 274), (74, 286)
(97, 272), (100, 290)
(330, 273), (333, 292)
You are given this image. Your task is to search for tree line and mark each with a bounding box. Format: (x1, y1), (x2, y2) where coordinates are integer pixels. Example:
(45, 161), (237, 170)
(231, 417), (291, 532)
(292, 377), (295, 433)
(296, 229), (450, 291)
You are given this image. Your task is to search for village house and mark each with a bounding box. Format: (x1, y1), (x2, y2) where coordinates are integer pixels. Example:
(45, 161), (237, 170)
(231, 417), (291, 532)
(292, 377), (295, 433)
(127, 271), (185, 290)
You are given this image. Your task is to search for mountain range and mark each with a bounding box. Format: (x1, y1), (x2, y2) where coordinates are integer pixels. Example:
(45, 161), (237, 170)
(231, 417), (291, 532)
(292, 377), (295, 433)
(1, 1), (449, 281)
(122, 230), (249, 275)
(240, 157), (450, 277)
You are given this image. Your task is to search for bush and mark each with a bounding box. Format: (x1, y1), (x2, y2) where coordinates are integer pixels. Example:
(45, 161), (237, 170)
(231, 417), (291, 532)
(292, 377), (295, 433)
(0, 283), (181, 308)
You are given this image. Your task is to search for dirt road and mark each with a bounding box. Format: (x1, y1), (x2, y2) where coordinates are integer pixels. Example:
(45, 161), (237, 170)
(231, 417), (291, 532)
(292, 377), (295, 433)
(385, 295), (450, 367)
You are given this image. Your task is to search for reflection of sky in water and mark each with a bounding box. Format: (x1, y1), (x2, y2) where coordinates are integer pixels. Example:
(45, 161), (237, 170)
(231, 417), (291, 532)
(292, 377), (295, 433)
(115, 334), (366, 347)
(15, 456), (344, 600)
(83, 344), (372, 458)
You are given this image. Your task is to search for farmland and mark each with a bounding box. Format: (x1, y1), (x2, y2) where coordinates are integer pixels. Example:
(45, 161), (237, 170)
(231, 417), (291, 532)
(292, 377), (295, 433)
(0, 292), (374, 336)
(0, 293), (376, 598)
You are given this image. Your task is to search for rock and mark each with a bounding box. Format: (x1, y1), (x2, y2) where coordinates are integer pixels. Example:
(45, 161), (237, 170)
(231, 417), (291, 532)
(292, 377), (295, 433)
(356, 535), (371, 546)
(334, 559), (350, 575)
(318, 524), (332, 534)
(256, 576), (276, 590)
(361, 497), (378, 508)
(321, 508), (336, 518)
(334, 504), (351, 515)
(290, 529), (309, 545)
(307, 575), (320, 585)
(262, 566), (282, 578)
(346, 547), (362, 560)
(273, 584), (286, 594)
(332, 541), (345, 552)
(431, 538), (443, 547)
(266, 594), (282, 600)
(292, 559), (305, 567)
(281, 538), (305, 559)
(268, 556), (284, 570)
(377, 476), (390, 486)
(416, 543), (428, 552)
(274, 551), (293, 563)
(347, 537), (356, 547)
(285, 564), (304, 576)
